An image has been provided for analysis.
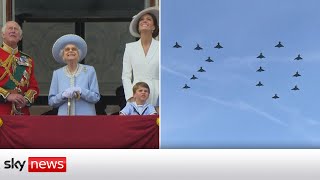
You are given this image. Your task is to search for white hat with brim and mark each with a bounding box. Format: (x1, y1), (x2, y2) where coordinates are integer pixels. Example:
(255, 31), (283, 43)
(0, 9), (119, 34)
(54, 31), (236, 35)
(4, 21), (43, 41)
(129, 6), (159, 38)
(52, 34), (87, 64)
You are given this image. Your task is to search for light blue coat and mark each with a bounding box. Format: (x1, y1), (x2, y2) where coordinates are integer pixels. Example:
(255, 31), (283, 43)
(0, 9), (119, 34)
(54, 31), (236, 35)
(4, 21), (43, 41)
(48, 64), (100, 115)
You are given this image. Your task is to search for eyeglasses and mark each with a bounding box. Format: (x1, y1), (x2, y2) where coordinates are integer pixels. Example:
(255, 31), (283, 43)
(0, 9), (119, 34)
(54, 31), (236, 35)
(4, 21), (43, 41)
(64, 47), (78, 52)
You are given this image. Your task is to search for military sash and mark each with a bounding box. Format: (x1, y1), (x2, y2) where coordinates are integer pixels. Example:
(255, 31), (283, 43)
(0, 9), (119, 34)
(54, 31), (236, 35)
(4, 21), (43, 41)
(1, 54), (30, 90)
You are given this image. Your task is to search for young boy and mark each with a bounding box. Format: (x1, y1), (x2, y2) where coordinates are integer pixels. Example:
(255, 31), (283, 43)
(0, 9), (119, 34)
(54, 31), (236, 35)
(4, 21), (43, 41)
(120, 82), (157, 115)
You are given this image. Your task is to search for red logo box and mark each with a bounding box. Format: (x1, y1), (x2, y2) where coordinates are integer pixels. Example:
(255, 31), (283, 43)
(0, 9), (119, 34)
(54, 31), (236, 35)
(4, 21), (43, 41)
(28, 157), (66, 172)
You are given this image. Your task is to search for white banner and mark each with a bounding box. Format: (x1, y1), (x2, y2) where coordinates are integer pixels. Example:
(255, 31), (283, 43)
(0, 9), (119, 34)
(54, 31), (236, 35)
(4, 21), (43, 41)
(1, 149), (320, 180)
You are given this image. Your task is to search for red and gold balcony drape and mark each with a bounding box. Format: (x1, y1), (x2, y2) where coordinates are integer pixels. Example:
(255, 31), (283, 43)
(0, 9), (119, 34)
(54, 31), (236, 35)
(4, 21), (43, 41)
(0, 115), (159, 149)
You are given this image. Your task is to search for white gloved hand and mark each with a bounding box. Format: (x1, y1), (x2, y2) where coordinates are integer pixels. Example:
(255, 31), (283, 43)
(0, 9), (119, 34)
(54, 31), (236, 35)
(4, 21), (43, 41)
(62, 88), (74, 99)
(73, 87), (82, 95)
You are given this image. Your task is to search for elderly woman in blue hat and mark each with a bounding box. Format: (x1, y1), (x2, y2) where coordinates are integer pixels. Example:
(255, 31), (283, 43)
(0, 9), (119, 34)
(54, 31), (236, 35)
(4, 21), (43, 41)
(122, 6), (159, 107)
(48, 34), (100, 115)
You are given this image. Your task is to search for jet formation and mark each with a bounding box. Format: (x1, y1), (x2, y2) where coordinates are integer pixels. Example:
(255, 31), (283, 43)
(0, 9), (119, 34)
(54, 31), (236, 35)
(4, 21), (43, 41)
(254, 41), (303, 99)
(175, 40), (304, 98)
(173, 42), (224, 89)
(173, 40), (304, 98)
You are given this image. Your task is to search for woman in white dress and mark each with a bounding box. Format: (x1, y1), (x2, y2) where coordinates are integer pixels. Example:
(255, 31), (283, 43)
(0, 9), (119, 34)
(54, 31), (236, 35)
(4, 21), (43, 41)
(122, 6), (159, 107)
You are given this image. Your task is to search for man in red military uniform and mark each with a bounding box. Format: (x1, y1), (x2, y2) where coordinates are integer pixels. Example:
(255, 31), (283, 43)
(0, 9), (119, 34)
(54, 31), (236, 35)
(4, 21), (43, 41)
(0, 21), (39, 115)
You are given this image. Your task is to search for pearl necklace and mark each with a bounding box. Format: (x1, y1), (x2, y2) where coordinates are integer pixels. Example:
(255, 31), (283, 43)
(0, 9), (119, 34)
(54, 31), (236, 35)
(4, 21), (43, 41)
(66, 64), (79, 76)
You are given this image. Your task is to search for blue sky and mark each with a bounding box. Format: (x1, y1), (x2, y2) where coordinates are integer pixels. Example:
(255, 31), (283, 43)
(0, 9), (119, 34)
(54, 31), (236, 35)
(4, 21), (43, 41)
(161, 0), (320, 148)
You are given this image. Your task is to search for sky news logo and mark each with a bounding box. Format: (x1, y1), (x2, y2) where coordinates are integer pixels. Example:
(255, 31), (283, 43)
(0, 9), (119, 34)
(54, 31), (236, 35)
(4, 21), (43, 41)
(3, 157), (66, 172)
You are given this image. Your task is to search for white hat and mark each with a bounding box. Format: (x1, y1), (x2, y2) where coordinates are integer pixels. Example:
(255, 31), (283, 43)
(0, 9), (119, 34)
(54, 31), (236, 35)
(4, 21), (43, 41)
(52, 34), (87, 64)
(129, 6), (159, 38)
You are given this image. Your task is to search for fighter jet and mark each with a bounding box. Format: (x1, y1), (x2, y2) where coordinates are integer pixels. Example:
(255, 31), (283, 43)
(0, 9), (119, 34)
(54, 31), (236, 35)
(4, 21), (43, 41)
(294, 54), (303, 60)
(183, 84), (190, 89)
(291, 85), (299, 91)
(173, 42), (182, 48)
(194, 44), (203, 50)
(190, 75), (198, 80)
(198, 67), (206, 72)
(257, 52), (265, 59)
(293, 71), (301, 77)
(272, 94), (279, 99)
(205, 57), (214, 62)
(214, 42), (223, 49)
(275, 41), (284, 48)
(256, 81), (264, 87)
(256, 66), (265, 72)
